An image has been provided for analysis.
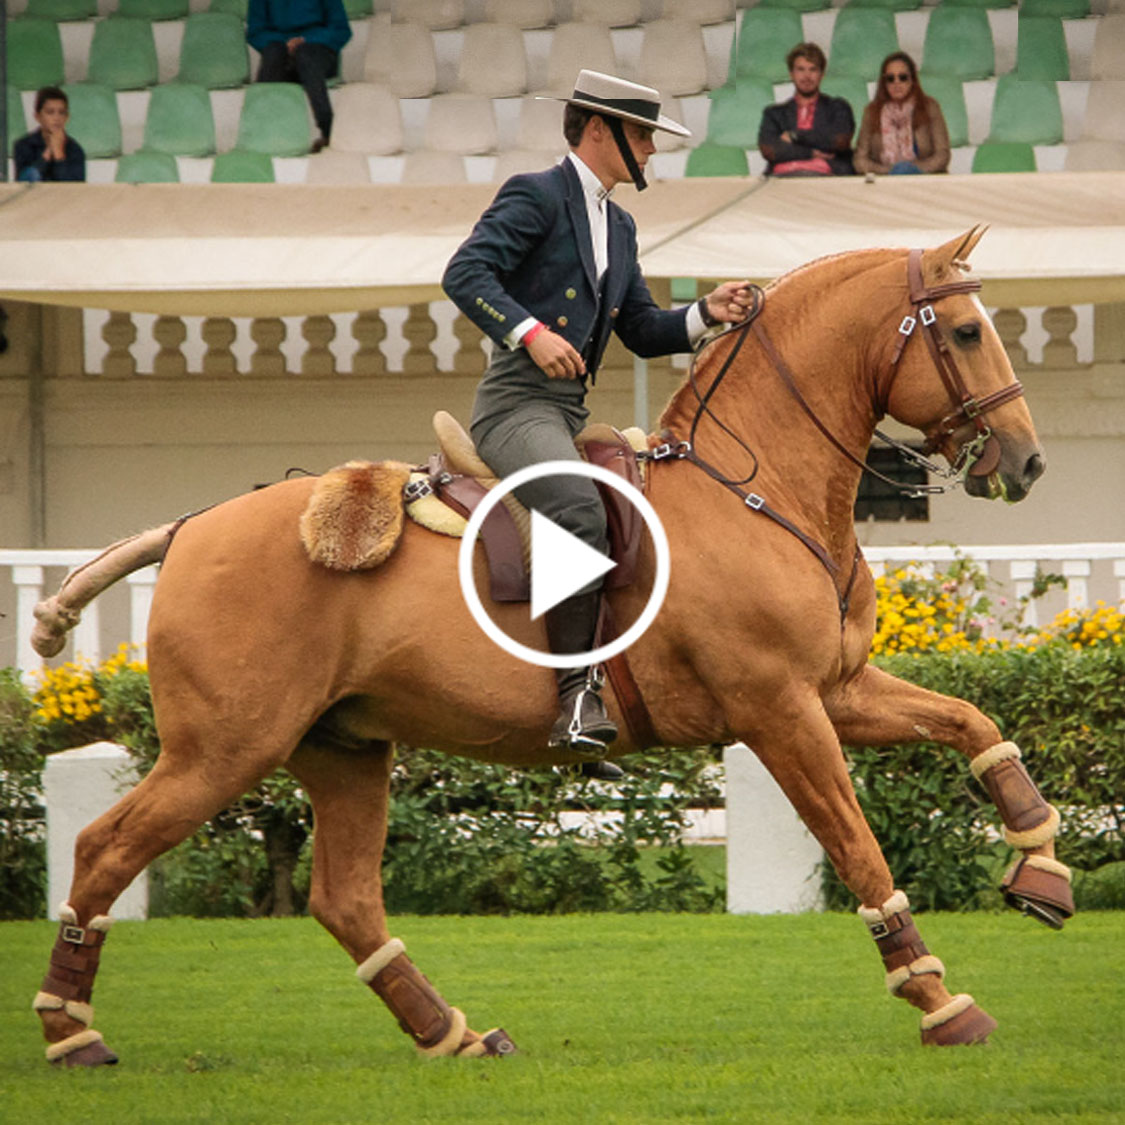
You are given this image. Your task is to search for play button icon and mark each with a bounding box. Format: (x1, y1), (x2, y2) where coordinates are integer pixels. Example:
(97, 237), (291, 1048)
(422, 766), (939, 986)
(529, 509), (617, 620)
(457, 459), (671, 670)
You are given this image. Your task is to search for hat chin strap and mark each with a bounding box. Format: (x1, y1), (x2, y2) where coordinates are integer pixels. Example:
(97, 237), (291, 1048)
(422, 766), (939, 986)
(603, 114), (647, 191)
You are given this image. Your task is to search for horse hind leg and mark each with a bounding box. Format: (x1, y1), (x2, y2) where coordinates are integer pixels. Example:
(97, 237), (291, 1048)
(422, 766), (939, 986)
(286, 739), (516, 1059)
(827, 664), (1074, 928)
(748, 702), (997, 1046)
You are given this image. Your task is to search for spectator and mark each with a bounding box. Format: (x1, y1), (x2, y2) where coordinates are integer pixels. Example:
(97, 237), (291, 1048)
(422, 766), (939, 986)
(854, 52), (950, 175)
(13, 86), (86, 183)
(247, 0), (352, 154)
(758, 43), (854, 177)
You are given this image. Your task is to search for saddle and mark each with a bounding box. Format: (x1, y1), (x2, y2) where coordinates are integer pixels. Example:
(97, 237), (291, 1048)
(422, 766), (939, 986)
(406, 411), (649, 603)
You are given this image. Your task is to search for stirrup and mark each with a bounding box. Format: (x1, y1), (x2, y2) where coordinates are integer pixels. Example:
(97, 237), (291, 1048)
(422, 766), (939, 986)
(548, 668), (617, 753)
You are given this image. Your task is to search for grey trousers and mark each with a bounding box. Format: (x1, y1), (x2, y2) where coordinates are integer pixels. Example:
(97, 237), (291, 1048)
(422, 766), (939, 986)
(470, 348), (608, 592)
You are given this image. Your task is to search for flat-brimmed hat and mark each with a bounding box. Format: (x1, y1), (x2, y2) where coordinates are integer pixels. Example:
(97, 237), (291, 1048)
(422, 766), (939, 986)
(544, 69), (691, 138)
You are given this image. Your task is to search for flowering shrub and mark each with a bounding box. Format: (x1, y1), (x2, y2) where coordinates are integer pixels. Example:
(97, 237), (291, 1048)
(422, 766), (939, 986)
(1029, 602), (1124, 651)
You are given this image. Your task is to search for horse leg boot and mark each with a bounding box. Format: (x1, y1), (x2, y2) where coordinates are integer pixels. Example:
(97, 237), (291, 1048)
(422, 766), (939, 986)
(545, 591), (618, 754)
(970, 742), (1074, 928)
(34, 904), (118, 1068)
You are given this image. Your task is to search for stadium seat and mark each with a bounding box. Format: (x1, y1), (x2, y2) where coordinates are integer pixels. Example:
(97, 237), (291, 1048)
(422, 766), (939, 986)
(401, 150), (468, 183)
(1090, 16), (1125, 80)
(706, 79), (775, 149)
(1019, 0), (1089, 15)
(343, 0), (374, 16)
(820, 77), (869, 129)
(423, 94), (498, 156)
(390, 0), (463, 29)
(971, 141), (1036, 171)
(756, 0), (830, 11)
(236, 82), (311, 156)
(731, 8), (803, 85)
(1016, 16), (1069, 81)
(845, 0), (921, 11)
(492, 148), (563, 180)
(329, 83), (404, 155)
(654, 93), (689, 151)
(61, 83), (122, 158)
(938, 0), (1013, 7)
(1063, 140), (1125, 171)
(208, 0), (248, 14)
(305, 150), (372, 183)
(921, 6), (994, 81)
(87, 17), (160, 91)
(7, 86), (27, 136)
(456, 23), (528, 97)
(572, 0), (640, 26)
(545, 23), (618, 96)
(685, 142), (750, 176)
(115, 150), (179, 182)
(118, 0), (190, 18)
(987, 74), (1063, 145)
(514, 94), (565, 153)
(638, 20), (709, 97)
(177, 12), (251, 89)
(662, 0), (735, 22)
(484, 0), (553, 26)
(24, 0), (97, 18)
(918, 74), (969, 148)
(1080, 81), (1125, 144)
(7, 19), (64, 91)
(827, 8), (899, 80)
(211, 149), (275, 181)
(142, 83), (216, 156)
(363, 21), (438, 98)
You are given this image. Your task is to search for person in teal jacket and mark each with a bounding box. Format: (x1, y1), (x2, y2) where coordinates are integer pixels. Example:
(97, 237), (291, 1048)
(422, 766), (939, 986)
(247, 0), (351, 153)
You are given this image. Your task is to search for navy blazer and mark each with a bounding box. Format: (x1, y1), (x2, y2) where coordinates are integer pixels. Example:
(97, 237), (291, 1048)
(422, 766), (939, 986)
(442, 158), (690, 379)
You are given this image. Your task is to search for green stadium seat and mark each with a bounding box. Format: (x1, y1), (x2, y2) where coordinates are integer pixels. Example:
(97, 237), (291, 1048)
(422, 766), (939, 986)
(921, 6), (995, 81)
(236, 83), (311, 156)
(1016, 16), (1069, 81)
(211, 149), (275, 182)
(1020, 0), (1089, 15)
(61, 83), (122, 158)
(706, 79), (775, 149)
(757, 0), (829, 9)
(7, 19), (65, 91)
(940, 0), (1013, 7)
(918, 74), (969, 149)
(87, 17), (160, 91)
(24, 0), (97, 19)
(827, 8), (899, 80)
(115, 150), (180, 182)
(343, 0), (374, 15)
(7, 87), (27, 139)
(208, 0), (249, 14)
(177, 12), (251, 88)
(118, 0), (190, 18)
(142, 83), (216, 157)
(846, 0), (921, 11)
(971, 141), (1036, 172)
(731, 8), (803, 84)
(987, 74), (1063, 145)
(820, 77), (869, 131)
(685, 142), (750, 176)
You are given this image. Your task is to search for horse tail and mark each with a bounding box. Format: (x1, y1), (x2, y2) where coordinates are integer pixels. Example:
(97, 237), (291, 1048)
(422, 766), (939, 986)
(31, 520), (182, 658)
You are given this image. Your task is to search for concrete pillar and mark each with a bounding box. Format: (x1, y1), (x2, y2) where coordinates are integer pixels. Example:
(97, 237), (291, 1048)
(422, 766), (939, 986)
(44, 742), (148, 921)
(724, 743), (824, 914)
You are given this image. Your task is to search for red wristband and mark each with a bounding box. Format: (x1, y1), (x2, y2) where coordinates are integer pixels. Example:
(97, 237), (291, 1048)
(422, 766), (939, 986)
(522, 322), (547, 347)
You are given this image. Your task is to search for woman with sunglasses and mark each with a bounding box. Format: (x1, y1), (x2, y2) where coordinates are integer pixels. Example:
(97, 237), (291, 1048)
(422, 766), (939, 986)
(854, 52), (950, 175)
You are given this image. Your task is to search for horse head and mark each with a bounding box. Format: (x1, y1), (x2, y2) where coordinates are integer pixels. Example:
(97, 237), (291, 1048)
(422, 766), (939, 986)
(881, 226), (1045, 502)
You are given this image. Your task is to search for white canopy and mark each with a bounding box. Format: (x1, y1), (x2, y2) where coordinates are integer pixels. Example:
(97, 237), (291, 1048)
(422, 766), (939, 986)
(1, 171), (1123, 316)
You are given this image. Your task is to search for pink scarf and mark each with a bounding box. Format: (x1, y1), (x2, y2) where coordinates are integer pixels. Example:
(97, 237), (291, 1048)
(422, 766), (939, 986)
(880, 101), (916, 166)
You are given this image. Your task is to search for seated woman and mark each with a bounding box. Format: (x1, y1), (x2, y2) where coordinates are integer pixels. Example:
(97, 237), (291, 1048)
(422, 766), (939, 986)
(854, 52), (950, 175)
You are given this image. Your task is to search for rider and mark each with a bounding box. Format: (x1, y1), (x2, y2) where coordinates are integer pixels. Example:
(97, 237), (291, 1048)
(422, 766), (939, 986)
(442, 69), (753, 759)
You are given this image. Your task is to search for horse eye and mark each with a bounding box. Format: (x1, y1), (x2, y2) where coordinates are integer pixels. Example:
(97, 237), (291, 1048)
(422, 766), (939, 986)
(954, 322), (981, 345)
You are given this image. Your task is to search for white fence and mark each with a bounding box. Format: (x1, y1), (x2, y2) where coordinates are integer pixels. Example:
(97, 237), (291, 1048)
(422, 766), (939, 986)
(3, 542), (1123, 682)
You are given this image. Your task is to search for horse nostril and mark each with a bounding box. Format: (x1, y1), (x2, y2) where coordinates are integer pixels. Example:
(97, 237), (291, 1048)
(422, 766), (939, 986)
(1024, 452), (1046, 484)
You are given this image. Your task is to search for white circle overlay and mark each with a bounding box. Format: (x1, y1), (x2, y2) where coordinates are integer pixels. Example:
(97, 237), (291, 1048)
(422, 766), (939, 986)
(457, 459), (671, 669)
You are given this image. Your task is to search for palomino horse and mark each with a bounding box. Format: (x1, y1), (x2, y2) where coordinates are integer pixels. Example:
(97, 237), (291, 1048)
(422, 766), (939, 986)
(31, 228), (1073, 1067)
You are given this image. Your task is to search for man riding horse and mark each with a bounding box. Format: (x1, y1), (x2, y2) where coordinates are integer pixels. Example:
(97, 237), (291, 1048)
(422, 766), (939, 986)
(442, 70), (754, 760)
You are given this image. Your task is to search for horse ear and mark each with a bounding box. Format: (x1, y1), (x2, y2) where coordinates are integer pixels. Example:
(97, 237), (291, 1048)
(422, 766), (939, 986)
(923, 225), (988, 284)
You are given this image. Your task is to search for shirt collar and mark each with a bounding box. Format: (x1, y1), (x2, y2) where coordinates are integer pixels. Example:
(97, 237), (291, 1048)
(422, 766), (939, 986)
(568, 152), (613, 208)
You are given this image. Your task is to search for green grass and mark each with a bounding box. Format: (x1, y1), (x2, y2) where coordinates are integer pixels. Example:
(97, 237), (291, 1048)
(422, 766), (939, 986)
(2, 912), (1123, 1123)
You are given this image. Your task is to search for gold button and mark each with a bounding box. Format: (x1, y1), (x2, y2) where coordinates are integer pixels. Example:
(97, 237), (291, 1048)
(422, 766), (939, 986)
(610, 307), (619, 318)
(557, 315), (568, 327)
(565, 287), (576, 299)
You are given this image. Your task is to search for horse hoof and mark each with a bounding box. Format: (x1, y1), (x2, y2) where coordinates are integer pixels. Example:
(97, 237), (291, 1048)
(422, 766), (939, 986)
(46, 1030), (119, 1068)
(1001, 856), (1074, 929)
(920, 995), (997, 1046)
(457, 1028), (518, 1058)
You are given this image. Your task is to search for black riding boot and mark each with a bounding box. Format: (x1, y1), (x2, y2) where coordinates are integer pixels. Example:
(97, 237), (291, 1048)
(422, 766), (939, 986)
(544, 590), (619, 754)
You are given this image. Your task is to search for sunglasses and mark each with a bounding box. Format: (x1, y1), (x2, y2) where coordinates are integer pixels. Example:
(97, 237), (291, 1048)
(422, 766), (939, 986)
(884, 72), (912, 84)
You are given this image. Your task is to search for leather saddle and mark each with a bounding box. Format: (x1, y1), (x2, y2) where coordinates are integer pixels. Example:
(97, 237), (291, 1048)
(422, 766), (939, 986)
(409, 411), (647, 603)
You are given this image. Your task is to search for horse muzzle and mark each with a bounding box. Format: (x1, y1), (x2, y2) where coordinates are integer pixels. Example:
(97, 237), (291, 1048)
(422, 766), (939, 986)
(963, 438), (1045, 502)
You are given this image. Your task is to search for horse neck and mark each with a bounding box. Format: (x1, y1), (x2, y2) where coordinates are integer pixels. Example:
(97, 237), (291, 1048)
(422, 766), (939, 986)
(659, 250), (905, 559)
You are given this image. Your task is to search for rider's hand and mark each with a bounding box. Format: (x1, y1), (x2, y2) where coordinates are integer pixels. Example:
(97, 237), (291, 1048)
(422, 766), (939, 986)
(703, 281), (756, 325)
(526, 328), (586, 380)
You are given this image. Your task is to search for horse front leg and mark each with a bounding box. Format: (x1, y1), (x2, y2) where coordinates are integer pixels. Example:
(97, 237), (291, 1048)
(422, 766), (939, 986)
(826, 663), (1074, 928)
(285, 740), (516, 1059)
(747, 701), (997, 1045)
